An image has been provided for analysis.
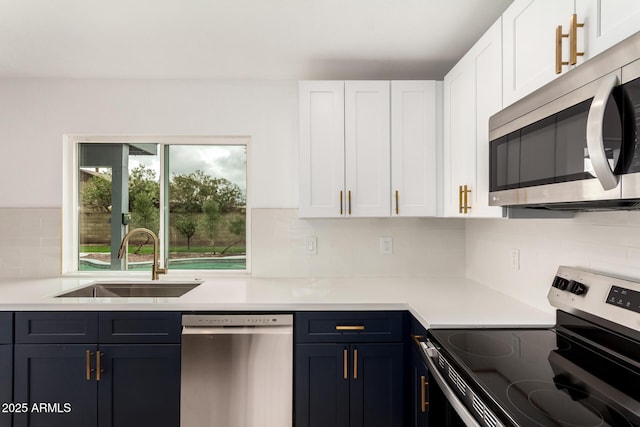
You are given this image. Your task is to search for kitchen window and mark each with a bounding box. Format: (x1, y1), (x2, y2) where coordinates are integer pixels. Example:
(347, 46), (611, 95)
(63, 136), (249, 274)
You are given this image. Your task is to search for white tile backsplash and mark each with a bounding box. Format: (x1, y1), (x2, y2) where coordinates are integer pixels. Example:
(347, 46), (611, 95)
(251, 208), (466, 278)
(465, 211), (640, 312)
(0, 208), (61, 278)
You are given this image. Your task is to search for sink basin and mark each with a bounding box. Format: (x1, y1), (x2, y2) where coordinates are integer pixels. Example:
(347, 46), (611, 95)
(56, 280), (203, 298)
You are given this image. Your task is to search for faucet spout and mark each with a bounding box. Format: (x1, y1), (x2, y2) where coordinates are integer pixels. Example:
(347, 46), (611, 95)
(117, 228), (167, 280)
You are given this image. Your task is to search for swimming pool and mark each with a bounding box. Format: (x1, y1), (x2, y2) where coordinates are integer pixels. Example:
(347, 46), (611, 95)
(79, 257), (246, 271)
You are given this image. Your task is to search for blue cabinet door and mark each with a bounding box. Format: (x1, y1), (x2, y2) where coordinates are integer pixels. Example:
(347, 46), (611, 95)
(411, 344), (429, 427)
(13, 344), (98, 427)
(349, 343), (404, 427)
(0, 345), (12, 427)
(295, 343), (350, 427)
(97, 344), (180, 427)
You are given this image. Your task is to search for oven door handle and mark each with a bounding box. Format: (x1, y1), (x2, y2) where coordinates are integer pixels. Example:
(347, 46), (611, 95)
(420, 341), (482, 427)
(586, 73), (620, 191)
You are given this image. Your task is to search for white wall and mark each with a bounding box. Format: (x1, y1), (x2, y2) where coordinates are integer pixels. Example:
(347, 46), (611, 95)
(0, 78), (299, 208)
(466, 211), (640, 312)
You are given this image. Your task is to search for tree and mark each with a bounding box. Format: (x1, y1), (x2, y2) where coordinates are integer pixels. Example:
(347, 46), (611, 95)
(81, 174), (112, 212)
(201, 200), (221, 255)
(220, 215), (246, 255)
(129, 165), (159, 211)
(176, 215), (197, 250)
(169, 170), (244, 214)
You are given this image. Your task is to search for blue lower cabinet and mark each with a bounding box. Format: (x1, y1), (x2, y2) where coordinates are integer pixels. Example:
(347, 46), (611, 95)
(295, 344), (350, 427)
(12, 312), (181, 427)
(295, 342), (404, 427)
(0, 345), (13, 427)
(13, 344), (98, 427)
(98, 345), (180, 427)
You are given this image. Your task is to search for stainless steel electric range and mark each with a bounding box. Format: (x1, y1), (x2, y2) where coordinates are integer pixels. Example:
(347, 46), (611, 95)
(419, 266), (640, 427)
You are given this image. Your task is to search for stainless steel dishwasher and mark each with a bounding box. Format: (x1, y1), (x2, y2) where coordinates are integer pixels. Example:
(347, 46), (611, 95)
(181, 314), (293, 427)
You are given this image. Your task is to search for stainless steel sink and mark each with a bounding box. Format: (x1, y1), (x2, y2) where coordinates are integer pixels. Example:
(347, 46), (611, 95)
(56, 280), (203, 298)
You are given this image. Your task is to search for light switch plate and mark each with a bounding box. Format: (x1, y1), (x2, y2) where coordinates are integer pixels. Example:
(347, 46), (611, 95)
(380, 236), (393, 255)
(305, 236), (317, 255)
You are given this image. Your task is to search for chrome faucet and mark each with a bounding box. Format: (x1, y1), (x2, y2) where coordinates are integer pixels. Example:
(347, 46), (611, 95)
(117, 228), (167, 280)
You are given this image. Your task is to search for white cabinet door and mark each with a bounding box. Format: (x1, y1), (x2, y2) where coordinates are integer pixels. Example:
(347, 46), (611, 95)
(578, 0), (640, 59)
(390, 81), (439, 217)
(345, 81), (391, 217)
(474, 22), (504, 218)
(299, 81), (345, 218)
(443, 19), (503, 218)
(443, 58), (475, 217)
(502, 0), (575, 106)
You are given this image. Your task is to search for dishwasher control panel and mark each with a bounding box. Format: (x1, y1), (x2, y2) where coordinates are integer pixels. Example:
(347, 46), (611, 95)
(182, 314), (293, 327)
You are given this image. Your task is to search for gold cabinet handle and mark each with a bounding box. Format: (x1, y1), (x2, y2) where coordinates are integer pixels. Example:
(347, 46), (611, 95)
(85, 350), (94, 381)
(335, 325), (365, 331)
(569, 14), (584, 65)
(96, 351), (102, 381)
(410, 334), (424, 346)
(395, 190), (399, 215)
(420, 375), (429, 413)
(353, 348), (358, 380)
(458, 185), (463, 214)
(348, 191), (352, 215)
(340, 191), (344, 215)
(463, 185), (471, 214)
(343, 348), (348, 380)
(556, 25), (569, 74)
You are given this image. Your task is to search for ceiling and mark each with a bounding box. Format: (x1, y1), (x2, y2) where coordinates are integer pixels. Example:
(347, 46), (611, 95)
(0, 0), (512, 80)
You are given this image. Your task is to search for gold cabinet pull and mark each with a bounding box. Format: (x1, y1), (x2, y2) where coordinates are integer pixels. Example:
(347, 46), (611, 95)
(96, 351), (102, 381)
(353, 348), (358, 380)
(335, 325), (365, 331)
(420, 375), (429, 413)
(85, 350), (94, 381)
(343, 348), (348, 380)
(463, 185), (471, 214)
(410, 334), (424, 346)
(458, 185), (463, 214)
(395, 190), (399, 215)
(569, 14), (584, 65)
(340, 191), (344, 215)
(348, 190), (352, 215)
(556, 25), (569, 74)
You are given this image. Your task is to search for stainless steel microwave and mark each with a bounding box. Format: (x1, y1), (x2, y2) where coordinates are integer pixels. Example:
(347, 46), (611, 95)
(489, 31), (640, 211)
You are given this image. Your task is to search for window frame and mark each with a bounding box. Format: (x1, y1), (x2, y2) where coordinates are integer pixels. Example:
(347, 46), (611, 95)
(62, 134), (251, 277)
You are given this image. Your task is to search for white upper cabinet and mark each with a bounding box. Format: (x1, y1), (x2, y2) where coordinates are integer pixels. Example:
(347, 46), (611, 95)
(299, 80), (439, 218)
(502, 0), (575, 107)
(345, 81), (391, 217)
(299, 81), (345, 218)
(443, 18), (503, 218)
(390, 81), (439, 217)
(577, 0), (640, 59)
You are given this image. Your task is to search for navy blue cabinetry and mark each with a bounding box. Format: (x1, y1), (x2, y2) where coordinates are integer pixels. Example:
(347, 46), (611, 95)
(13, 312), (180, 427)
(0, 312), (13, 427)
(410, 318), (429, 427)
(295, 312), (405, 427)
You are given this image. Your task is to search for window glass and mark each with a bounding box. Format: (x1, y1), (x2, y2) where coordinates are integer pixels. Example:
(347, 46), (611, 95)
(166, 145), (246, 270)
(77, 142), (246, 272)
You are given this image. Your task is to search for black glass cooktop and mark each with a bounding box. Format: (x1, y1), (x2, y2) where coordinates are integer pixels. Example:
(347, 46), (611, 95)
(429, 328), (640, 427)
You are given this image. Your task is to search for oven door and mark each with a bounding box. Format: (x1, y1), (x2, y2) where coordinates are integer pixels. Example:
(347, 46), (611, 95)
(414, 338), (483, 427)
(489, 71), (633, 208)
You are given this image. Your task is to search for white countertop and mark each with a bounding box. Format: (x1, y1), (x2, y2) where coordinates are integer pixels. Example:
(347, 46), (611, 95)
(0, 275), (554, 329)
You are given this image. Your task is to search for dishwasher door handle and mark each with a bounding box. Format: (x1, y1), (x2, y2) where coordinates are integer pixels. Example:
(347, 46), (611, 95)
(182, 326), (293, 335)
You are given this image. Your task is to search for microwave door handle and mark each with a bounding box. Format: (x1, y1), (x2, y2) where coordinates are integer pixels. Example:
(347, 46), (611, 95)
(586, 74), (620, 191)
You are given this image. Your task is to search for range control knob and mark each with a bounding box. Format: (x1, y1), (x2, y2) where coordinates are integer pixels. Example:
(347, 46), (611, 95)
(570, 282), (587, 296)
(552, 276), (569, 290)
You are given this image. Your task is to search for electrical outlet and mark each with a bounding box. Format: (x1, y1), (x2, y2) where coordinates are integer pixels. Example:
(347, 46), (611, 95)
(510, 248), (520, 270)
(380, 236), (393, 255)
(305, 236), (317, 255)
